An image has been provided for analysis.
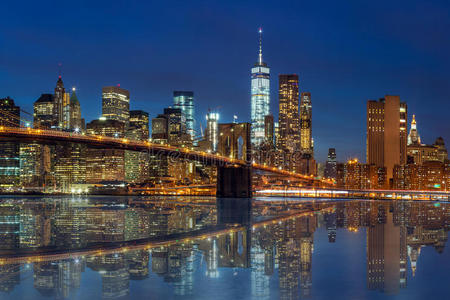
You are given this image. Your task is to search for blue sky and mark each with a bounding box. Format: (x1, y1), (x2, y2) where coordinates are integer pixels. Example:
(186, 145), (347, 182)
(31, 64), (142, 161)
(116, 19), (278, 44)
(1, 0), (449, 162)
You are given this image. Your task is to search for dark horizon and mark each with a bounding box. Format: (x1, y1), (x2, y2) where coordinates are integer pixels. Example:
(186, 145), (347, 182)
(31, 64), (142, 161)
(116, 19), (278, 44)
(1, 0), (449, 162)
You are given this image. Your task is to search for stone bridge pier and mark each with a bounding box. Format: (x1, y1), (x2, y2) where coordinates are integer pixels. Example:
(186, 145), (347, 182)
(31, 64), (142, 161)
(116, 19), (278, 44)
(216, 122), (252, 198)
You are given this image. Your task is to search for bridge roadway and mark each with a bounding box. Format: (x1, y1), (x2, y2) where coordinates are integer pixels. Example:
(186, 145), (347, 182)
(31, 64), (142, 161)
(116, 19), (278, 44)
(0, 126), (332, 185)
(0, 207), (333, 265)
(255, 187), (450, 200)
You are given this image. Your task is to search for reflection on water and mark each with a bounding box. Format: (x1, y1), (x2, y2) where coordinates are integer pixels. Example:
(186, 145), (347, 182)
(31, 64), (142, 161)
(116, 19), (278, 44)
(0, 196), (448, 299)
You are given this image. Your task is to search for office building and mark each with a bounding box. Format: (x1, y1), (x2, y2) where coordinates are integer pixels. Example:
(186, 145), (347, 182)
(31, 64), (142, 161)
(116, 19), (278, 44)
(407, 115), (421, 145)
(264, 114), (274, 146)
(53, 76), (66, 129)
(278, 74), (299, 152)
(367, 95), (407, 181)
(336, 159), (387, 189)
(85, 119), (125, 183)
(173, 91), (194, 140)
(251, 28), (270, 146)
(125, 110), (149, 183)
(300, 92), (313, 154)
(69, 87), (82, 130)
(152, 116), (169, 144)
(434, 137), (448, 162)
(324, 148), (337, 179)
(206, 111), (219, 152)
(393, 160), (449, 190)
(0, 97), (20, 186)
(102, 86), (130, 125)
(34, 94), (54, 129)
(54, 143), (86, 191)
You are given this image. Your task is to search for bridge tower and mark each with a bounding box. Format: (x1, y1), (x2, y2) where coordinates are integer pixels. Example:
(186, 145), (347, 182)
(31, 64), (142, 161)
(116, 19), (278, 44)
(216, 123), (252, 198)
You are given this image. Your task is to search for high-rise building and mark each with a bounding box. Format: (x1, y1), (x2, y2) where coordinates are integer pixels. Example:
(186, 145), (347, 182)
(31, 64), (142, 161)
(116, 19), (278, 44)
(407, 114), (421, 145)
(53, 143), (86, 191)
(264, 114), (274, 146)
(125, 110), (149, 183)
(63, 91), (71, 129)
(300, 92), (313, 154)
(69, 87), (82, 131)
(173, 91), (194, 140)
(206, 111), (219, 152)
(86, 119), (125, 183)
(54, 76), (65, 129)
(0, 97), (20, 186)
(324, 148), (337, 179)
(367, 96), (407, 181)
(278, 74), (299, 152)
(129, 110), (149, 140)
(102, 86), (130, 125)
(434, 137), (448, 162)
(151, 116), (168, 144)
(150, 108), (192, 182)
(34, 94), (54, 129)
(251, 28), (270, 146)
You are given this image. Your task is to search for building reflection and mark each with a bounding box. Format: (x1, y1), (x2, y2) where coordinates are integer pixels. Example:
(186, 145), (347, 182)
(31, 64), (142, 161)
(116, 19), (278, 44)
(0, 198), (447, 298)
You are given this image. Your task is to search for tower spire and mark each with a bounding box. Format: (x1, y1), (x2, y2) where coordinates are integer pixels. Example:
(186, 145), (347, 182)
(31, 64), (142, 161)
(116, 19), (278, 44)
(258, 27), (263, 65)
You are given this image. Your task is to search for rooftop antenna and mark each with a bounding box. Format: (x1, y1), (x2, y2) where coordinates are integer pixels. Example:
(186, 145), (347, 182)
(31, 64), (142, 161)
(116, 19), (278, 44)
(258, 27), (263, 65)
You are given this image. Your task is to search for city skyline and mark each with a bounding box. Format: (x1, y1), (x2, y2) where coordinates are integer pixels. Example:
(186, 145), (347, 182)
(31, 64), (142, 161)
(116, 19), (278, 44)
(2, 1), (450, 162)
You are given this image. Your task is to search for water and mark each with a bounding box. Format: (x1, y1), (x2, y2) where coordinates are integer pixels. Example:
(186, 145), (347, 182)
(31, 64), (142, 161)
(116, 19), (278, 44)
(0, 196), (448, 299)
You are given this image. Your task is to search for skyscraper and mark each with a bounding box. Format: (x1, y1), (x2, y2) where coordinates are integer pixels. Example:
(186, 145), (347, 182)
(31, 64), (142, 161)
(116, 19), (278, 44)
(85, 119), (125, 183)
(129, 110), (150, 140)
(125, 110), (150, 183)
(69, 88), (82, 130)
(264, 114), (274, 146)
(278, 74), (299, 152)
(102, 86), (130, 125)
(34, 94), (54, 129)
(206, 111), (219, 152)
(324, 148), (337, 179)
(300, 92), (313, 154)
(367, 95), (407, 181)
(173, 91), (195, 140)
(251, 28), (270, 146)
(407, 114), (421, 145)
(54, 76), (65, 129)
(0, 97), (20, 186)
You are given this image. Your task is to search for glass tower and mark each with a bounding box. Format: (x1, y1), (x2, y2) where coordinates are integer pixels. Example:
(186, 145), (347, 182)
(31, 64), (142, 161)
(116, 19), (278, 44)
(173, 91), (195, 140)
(206, 111), (219, 152)
(251, 28), (270, 146)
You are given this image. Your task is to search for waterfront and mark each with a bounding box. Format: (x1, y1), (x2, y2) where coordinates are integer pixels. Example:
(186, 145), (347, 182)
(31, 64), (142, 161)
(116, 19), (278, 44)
(0, 196), (448, 299)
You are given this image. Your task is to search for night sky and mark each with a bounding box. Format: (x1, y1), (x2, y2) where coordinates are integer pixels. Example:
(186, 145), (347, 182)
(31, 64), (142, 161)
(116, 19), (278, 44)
(1, 0), (449, 162)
